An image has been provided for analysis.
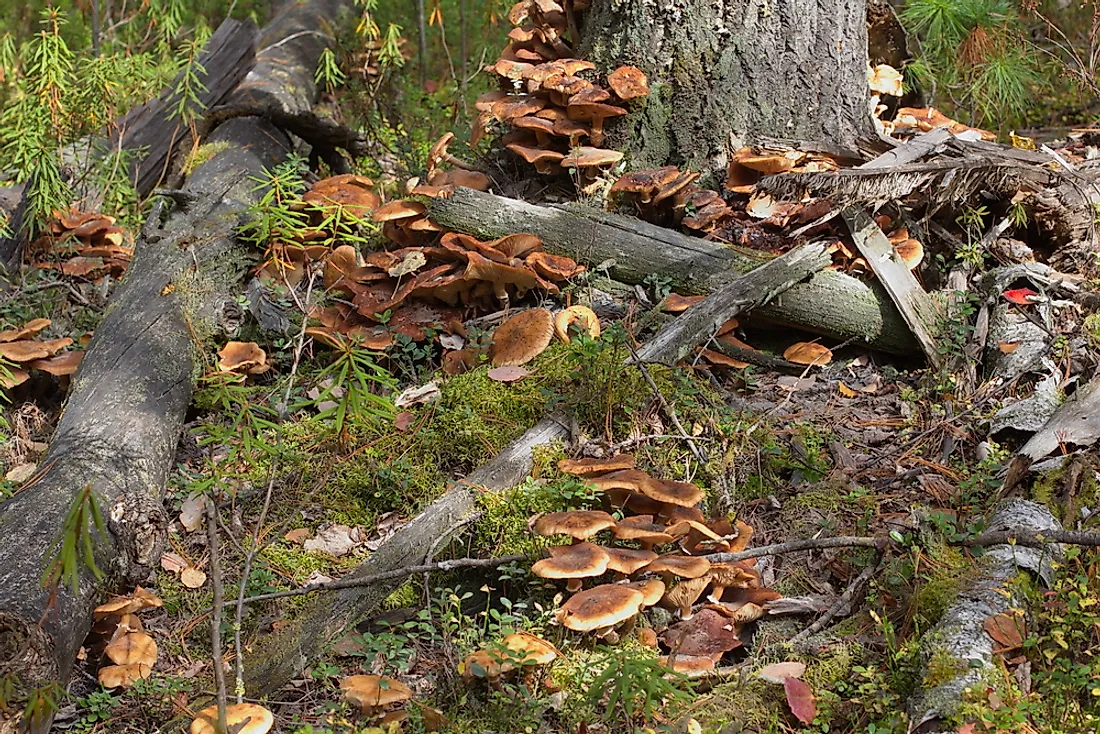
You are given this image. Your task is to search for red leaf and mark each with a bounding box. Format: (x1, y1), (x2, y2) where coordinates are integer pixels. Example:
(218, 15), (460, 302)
(1003, 287), (1038, 305)
(783, 677), (816, 725)
(487, 365), (531, 383)
(394, 411), (414, 431)
(983, 611), (1025, 652)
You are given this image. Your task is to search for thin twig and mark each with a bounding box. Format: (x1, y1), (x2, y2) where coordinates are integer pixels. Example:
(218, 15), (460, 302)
(789, 551), (884, 644)
(704, 536), (888, 564)
(968, 528), (1100, 547)
(625, 339), (708, 464)
(221, 554), (529, 610)
(231, 274), (317, 702)
(205, 500), (228, 734)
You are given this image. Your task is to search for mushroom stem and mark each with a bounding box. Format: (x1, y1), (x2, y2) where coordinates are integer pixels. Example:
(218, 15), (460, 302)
(566, 578), (583, 593)
(708, 585), (726, 604)
(443, 153), (484, 172)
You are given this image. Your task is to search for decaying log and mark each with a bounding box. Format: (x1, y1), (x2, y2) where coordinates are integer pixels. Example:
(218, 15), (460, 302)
(0, 19), (259, 269)
(0, 1), (349, 725)
(637, 240), (833, 365)
(242, 416), (570, 696)
(428, 188), (921, 356)
(906, 500), (1063, 733)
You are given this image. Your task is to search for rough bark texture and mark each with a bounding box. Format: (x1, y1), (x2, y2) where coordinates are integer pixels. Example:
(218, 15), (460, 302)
(0, 1), (349, 725)
(579, 0), (878, 179)
(242, 416), (570, 696)
(429, 188), (920, 356)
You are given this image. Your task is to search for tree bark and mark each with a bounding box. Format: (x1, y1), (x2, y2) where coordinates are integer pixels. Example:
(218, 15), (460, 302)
(579, 0), (879, 180)
(428, 187), (920, 356)
(0, 2), (349, 726)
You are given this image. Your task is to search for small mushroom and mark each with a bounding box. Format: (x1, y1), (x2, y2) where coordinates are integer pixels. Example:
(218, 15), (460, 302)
(340, 675), (413, 717)
(463, 631), (557, 681)
(706, 563), (760, 603)
(531, 541), (610, 592)
(561, 146), (624, 172)
(644, 554), (711, 580)
(612, 515), (676, 551)
(565, 100), (626, 146)
(661, 574), (711, 620)
(553, 305), (600, 343)
(601, 546), (659, 578)
(558, 454), (635, 476)
(620, 577), (666, 607)
(506, 143), (566, 175)
(639, 478), (704, 508)
(190, 704), (274, 734)
(556, 583), (646, 632)
(533, 510), (617, 543)
(606, 65), (649, 101)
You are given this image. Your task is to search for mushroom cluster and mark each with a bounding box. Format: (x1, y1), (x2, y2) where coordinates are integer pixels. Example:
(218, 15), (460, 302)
(610, 166), (732, 232)
(530, 453), (782, 671)
(89, 587), (163, 689)
(477, 0), (648, 186)
(340, 674), (415, 725)
(0, 317), (83, 389)
(32, 209), (131, 281)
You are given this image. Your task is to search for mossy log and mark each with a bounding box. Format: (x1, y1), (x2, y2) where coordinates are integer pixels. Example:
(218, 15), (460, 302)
(428, 188), (920, 356)
(0, 2), (349, 726)
(242, 416), (569, 697)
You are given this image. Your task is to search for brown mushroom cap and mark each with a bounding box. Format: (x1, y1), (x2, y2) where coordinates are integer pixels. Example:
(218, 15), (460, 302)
(558, 454), (635, 477)
(0, 318), (50, 343)
(645, 554), (711, 579)
(606, 65), (649, 101)
(190, 704), (274, 734)
(372, 200), (427, 222)
(553, 306), (600, 343)
(660, 503), (706, 525)
(27, 351), (83, 376)
(533, 510), (616, 541)
(340, 675), (414, 710)
(612, 514), (676, 548)
(556, 583), (645, 631)
(506, 143), (565, 175)
(587, 469), (652, 493)
(609, 166), (681, 204)
(620, 578), (666, 607)
(640, 479), (704, 508)
(601, 546), (659, 575)
(489, 308), (554, 366)
(561, 146), (624, 168)
(603, 488), (666, 517)
(531, 541), (610, 586)
(464, 632), (558, 678)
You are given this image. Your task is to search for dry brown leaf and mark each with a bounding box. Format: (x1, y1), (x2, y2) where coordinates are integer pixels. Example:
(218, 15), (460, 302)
(837, 381), (857, 397)
(757, 661), (807, 683)
(284, 528), (311, 545)
(983, 611), (1025, 652)
(179, 495), (208, 533)
(487, 365), (531, 383)
(160, 552), (188, 574)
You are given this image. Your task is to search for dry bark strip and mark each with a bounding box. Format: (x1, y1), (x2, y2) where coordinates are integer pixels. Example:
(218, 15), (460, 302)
(0, 1), (349, 724)
(637, 240), (833, 365)
(242, 416), (570, 696)
(0, 19), (259, 268)
(428, 188), (920, 356)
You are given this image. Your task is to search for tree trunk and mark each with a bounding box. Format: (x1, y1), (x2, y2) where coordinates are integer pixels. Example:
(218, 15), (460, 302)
(579, 0), (879, 179)
(0, 2), (349, 727)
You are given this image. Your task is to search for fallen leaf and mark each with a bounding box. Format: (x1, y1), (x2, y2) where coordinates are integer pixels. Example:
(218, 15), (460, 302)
(180, 567), (207, 589)
(5, 463), (36, 483)
(394, 382), (441, 408)
(303, 524), (357, 557)
(983, 611), (1025, 652)
(386, 250), (427, 277)
(394, 411), (415, 431)
(1003, 287), (1040, 305)
(284, 528), (311, 545)
(998, 341), (1020, 354)
(178, 495), (208, 533)
(487, 365), (531, 382)
(837, 381), (857, 398)
(756, 661), (807, 683)
(160, 552), (188, 574)
(784, 676), (817, 724)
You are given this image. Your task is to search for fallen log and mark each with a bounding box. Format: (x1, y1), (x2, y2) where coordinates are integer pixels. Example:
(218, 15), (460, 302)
(0, 1), (348, 725)
(0, 18), (259, 268)
(906, 500), (1063, 732)
(428, 188), (921, 356)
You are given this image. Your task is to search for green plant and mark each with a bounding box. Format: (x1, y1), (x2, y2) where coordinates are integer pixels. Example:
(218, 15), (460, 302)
(41, 484), (107, 595)
(71, 689), (121, 733)
(302, 338), (396, 432)
(585, 646), (694, 728)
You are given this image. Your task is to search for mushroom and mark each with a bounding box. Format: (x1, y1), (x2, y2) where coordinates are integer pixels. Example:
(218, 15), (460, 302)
(512, 115), (557, 146)
(303, 174), (380, 221)
(619, 577), (666, 607)
(557, 453), (635, 476)
(640, 478), (704, 508)
(488, 308), (555, 366)
(644, 554), (711, 580)
(587, 468), (653, 493)
(506, 143), (566, 175)
(705, 562), (760, 603)
(28, 351), (82, 377)
(601, 546), (659, 578)
(612, 515), (676, 550)
(606, 65), (649, 101)
(340, 675), (413, 718)
(553, 305), (600, 343)
(561, 146), (624, 173)
(660, 574), (711, 620)
(0, 318), (50, 342)
(463, 631), (557, 682)
(190, 704), (274, 734)
(565, 99), (626, 146)
(658, 503), (706, 526)
(527, 252), (586, 282)
(556, 583), (646, 632)
(531, 541), (610, 592)
(603, 488), (666, 517)
(217, 341), (270, 375)
(533, 510), (616, 543)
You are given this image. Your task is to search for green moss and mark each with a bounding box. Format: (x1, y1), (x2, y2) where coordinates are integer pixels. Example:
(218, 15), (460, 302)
(182, 141), (231, 174)
(383, 580), (419, 610)
(923, 644), (967, 689)
(259, 543), (331, 584)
